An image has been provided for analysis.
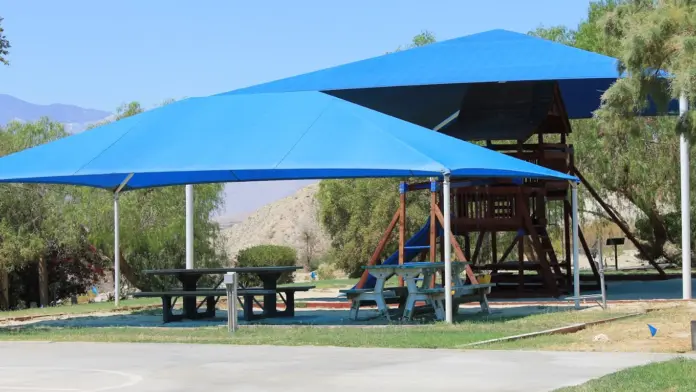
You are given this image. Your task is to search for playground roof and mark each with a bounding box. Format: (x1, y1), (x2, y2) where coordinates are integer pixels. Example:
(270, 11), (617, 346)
(0, 91), (576, 191)
(223, 29), (674, 132)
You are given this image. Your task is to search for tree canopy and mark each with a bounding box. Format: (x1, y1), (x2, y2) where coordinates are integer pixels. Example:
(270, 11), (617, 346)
(316, 33), (436, 276)
(0, 17), (9, 65)
(0, 102), (228, 294)
(531, 0), (694, 264)
(593, 0), (696, 135)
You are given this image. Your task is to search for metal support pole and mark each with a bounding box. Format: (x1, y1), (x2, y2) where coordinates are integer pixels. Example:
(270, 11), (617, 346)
(680, 93), (692, 300)
(224, 272), (238, 333)
(185, 184), (194, 270)
(598, 234), (607, 310)
(112, 173), (133, 308)
(113, 193), (120, 307)
(443, 172), (453, 323)
(572, 183), (580, 309)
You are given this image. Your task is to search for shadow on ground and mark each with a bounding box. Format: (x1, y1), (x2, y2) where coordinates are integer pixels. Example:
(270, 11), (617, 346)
(0, 303), (581, 330)
(497, 278), (696, 303)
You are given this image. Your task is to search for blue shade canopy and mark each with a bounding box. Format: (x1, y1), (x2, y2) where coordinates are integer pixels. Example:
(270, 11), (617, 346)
(224, 29), (673, 132)
(0, 91), (575, 190)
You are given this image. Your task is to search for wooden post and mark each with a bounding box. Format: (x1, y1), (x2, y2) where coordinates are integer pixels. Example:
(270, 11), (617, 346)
(398, 182), (406, 287)
(498, 236), (518, 263)
(572, 167), (665, 277)
(464, 234), (471, 260)
(0, 269), (9, 310)
(491, 232), (497, 264)
(564, 198), (572, 287)
(472, 232), (486, 264)
(434, 207), (478, 284)
(429, 182), (438, 288)
(356, 209), (400, 289)
(38, 257), (49, 308)
(518, 234), (525, 294)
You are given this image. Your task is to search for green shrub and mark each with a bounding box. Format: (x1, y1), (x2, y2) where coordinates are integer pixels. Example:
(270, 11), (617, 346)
(236, 245), (297, 287)
(317, 263), (336, 280)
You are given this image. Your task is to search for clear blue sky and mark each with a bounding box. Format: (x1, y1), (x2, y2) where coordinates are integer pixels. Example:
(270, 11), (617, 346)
(1, 0), (593, 112)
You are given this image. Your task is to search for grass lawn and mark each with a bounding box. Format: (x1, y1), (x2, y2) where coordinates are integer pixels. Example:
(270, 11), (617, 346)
(0, 298), (160, 320)
(555, 358), (696, 392)
(0, 307), (629, 348)
(487, 303), (696, 353)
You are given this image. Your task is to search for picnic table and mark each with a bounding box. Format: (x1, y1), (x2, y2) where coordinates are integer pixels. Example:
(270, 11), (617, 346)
(341, 261), (494, 321)
(134, 266), (313, 322)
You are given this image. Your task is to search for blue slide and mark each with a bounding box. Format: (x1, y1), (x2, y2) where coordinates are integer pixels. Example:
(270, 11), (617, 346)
(358, 217), (443, 289)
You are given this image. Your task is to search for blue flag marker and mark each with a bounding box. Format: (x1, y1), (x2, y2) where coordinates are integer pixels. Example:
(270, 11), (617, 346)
(648, 324), (658, 337)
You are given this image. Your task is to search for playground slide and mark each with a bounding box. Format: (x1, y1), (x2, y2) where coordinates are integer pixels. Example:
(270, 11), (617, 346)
(358, 218), (442, 290)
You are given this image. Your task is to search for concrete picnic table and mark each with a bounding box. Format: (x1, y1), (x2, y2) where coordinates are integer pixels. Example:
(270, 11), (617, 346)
(139, 266), (306, 321)
(355, 261), (492, 321)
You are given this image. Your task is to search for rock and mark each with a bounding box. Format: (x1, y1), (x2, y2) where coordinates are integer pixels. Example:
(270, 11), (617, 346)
(593, 333), (610, 342)
(93, 293), (111, 303)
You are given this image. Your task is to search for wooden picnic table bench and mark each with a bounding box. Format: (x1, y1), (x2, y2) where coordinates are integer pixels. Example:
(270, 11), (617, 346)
(134, 267), (313, 322)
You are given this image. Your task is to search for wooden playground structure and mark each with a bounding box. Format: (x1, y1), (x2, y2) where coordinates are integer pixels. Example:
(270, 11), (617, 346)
(356, 81), (667, 298)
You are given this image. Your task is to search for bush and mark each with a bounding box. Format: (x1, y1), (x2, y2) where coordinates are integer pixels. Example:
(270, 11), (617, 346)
(7, 244), (106, 309)
(316, 263), (336, 280)
(236, 245), (297, 287)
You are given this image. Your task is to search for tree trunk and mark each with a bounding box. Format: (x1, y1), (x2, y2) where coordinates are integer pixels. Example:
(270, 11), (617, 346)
(38, 257), (49, 307)
(118, 250), (151, 291)
(90, 244), (151, 292)
(0, 269), (9, 311)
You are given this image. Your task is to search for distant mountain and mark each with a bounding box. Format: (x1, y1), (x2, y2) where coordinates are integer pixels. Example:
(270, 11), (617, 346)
(0, 94), (112, 132)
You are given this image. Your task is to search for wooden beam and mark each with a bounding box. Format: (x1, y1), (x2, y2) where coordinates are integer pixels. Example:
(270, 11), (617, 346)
(464, 234), (472, 260)
(498, 236), (519, 263)
(572, 168), (666, 278)
(487, 143), (570, 151)
(577, 225), (601, 286)
(356, 209), (400, 289)
(520, 198), (559, 296)
(434, 207), (478, 284)
(564, 199), (572, 287)
(472, 232), (486, 263)
(553, 82), (574, 136)
(518, 235), (525, 294)
(491, 232), (498, 263)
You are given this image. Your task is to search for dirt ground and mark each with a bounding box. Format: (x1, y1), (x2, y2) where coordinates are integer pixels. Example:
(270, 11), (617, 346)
(540, 301), (696, 353)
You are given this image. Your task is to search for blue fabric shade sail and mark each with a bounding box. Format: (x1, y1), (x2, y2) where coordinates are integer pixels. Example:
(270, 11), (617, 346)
(0, 91), (576, 190)
(224, 29), (675, 134)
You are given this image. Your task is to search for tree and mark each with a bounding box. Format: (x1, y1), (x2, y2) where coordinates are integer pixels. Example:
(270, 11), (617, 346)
(0, 101), (228, 304)
(298, 225), (319, 271)
(0, 118), (111, 308)
(529, 0), (690, 264)
(78, 101), (228, 291)
(392, 30), (436, 52)
(0, 119), (80, 271)
(595, 0), (696, 131)
(592, 0), (696, 264)
(316, 33), (437, 276)
(0, 17), (10, 65)
(529, 25), (576, 46)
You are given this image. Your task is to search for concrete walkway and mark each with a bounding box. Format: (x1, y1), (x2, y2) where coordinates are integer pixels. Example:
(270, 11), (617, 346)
(0, 342), (689, 391)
